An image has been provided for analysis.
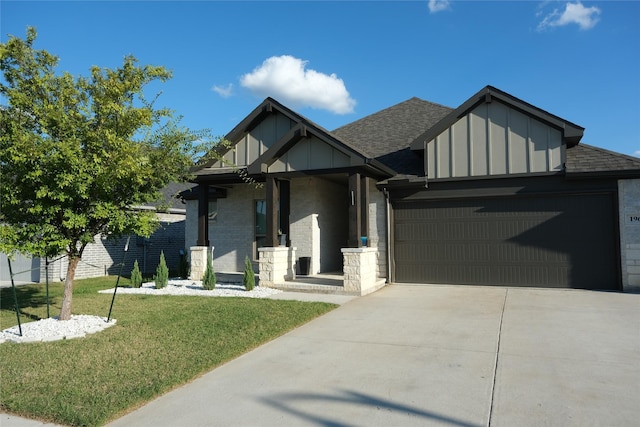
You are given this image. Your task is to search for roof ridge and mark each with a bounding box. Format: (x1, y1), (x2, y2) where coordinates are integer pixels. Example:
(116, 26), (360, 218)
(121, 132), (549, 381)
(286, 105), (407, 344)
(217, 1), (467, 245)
(333, 96), (453, 132)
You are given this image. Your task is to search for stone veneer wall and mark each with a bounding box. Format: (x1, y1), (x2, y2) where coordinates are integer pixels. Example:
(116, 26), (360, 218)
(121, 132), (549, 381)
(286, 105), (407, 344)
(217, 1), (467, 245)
(342, 248), (386, 295)
(258, 246), (296, 286)
(41, 212), (185, 282)
(619, 178), (640, 292)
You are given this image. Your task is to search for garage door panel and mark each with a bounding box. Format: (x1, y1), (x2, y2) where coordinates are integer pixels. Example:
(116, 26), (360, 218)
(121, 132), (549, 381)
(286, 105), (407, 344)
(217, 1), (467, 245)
(393, 194), (617, 290)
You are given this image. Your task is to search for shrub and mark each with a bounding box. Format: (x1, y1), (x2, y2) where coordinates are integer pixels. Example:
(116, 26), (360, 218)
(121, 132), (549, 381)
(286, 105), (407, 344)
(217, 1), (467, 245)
(202, 252), (216, 290)
(243, 255), (256, 291)
(131, 260), (143, 288)
(154, 251), (169, 289)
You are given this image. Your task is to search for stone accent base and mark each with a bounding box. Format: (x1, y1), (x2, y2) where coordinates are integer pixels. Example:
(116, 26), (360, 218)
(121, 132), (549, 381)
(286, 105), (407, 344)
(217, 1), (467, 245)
(342, 248), (385, 296)
(626, 244), (640, 292)
(258, 247), (296, 287)
(189, 246), (211, 281)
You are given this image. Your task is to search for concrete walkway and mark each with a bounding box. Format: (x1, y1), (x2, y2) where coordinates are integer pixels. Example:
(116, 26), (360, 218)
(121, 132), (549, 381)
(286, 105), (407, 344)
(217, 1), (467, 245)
(3, 285), (639, 426)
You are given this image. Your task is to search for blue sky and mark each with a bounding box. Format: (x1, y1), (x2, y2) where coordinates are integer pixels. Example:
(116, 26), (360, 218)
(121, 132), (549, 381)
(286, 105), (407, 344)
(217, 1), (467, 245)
(2, 0), (639, 157)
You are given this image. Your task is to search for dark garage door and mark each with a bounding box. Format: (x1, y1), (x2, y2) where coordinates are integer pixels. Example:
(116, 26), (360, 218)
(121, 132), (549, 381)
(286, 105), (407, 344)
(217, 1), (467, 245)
(393, 193), (618, 290)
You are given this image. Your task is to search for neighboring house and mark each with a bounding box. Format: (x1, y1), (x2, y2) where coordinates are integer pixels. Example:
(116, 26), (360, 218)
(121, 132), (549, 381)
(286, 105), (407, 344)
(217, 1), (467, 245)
(185, 85), (640, 294)
(1, 184), (188, 283)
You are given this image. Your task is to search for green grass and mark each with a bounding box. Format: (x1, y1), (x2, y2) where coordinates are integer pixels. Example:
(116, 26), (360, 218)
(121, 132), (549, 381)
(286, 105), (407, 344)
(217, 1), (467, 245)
(0, 276), (337, 426)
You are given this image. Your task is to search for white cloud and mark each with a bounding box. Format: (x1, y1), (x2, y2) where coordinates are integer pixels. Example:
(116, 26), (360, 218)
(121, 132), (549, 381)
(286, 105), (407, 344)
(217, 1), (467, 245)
(240, 55), (356, 114)
(428, 0), (450, 14)
(537, 1), (601, 31)
(633, 150), (640, 158)
(212, 83), (234, 98)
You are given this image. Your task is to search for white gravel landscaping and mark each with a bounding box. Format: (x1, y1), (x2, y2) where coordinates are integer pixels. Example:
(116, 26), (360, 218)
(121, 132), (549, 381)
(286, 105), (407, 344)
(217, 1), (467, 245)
(0, 315), (116, 344)
(97, 279), (283, 298)
(1, 280), (282, 344)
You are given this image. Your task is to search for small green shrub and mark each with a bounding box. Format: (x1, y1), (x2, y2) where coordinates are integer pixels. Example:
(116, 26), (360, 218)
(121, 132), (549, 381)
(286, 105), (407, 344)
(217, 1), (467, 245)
(131, 260), (143, 288)
(202, 253), (216, 290)
(243, 255), (256, 291)
(154, 251), (169, 289)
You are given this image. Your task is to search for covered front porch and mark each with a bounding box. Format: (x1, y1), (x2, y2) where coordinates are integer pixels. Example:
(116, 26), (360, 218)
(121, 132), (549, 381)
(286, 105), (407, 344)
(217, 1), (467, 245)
(184, 97), (393, 296)
(187, 172), (388, 297)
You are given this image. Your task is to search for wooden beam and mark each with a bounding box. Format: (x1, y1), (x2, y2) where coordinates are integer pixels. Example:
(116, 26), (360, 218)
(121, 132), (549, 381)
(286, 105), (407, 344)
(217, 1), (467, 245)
(247, 124), (307, 175)
(280, 180), (290, 247)
(348, 172), (361, 247)
(265, 176), (279, 247)
(196, 184), (210, 246)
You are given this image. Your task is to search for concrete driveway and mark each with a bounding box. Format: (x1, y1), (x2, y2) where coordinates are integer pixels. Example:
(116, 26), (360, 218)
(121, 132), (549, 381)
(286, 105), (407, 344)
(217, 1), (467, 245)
(104, 284), (639, 427)
(4, 284), (639, 426)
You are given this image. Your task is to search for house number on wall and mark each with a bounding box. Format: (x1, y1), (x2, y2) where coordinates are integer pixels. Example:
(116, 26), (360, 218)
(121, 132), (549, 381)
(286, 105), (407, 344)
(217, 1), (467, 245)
(628, 215), (640, 225)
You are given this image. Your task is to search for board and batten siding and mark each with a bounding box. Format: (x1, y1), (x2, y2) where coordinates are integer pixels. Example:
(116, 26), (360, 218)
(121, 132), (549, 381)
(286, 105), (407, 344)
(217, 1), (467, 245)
(426, 101), (564, 179)
(269, 135), (351, 173)
(212, 112), (296, 168)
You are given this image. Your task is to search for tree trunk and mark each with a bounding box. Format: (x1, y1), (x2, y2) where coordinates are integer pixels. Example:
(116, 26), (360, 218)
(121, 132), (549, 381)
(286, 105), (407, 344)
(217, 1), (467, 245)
(59, 256), (80, 320)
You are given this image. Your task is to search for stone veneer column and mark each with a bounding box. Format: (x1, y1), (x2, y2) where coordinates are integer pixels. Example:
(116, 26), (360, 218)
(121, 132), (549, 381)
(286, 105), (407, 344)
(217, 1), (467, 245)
(189, 246), (210, 281)
(258, 247), (296, 287)
(341, 247), (384, 296)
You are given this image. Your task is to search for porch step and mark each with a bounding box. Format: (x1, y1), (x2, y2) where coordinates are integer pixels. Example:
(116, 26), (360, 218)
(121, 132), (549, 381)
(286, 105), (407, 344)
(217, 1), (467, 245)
(268, 281), (355, 296)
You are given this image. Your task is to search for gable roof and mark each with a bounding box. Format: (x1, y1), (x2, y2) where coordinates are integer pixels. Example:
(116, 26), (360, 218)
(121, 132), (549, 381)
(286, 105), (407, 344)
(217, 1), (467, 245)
(194, 87), (638, 183)
(196, 97), (395, 179)
(409, 85), (585, 152)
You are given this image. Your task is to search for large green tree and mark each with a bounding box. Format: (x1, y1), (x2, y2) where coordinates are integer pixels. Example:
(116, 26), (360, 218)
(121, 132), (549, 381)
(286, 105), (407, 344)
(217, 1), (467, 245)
(0, 28), (202, 319)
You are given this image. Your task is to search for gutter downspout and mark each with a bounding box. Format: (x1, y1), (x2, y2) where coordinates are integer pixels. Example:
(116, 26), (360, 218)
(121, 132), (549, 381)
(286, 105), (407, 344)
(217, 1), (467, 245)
(383, 187), (392, 283)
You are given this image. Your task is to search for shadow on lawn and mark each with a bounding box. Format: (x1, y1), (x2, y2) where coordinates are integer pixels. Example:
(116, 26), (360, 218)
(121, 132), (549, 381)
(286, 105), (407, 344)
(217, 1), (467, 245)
(1, 285), (55, 321)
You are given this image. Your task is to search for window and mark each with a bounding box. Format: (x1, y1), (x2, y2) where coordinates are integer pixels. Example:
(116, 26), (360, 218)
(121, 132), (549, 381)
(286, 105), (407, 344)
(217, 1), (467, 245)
(208, 200), (217, 222)
(254, 199), (281, 260)
(255, 200), (267, 259)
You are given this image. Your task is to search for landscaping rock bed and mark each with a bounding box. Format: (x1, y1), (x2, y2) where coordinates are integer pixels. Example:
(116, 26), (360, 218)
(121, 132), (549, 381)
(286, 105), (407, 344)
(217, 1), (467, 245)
(97, 280), (283, 298)
(1, 315), (116, 344)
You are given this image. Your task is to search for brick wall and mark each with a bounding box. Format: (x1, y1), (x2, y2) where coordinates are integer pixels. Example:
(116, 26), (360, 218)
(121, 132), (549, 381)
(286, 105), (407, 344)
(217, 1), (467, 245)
(291, 177), (348, 274)
(186, 185), (265, 272)
(619, 178), (640, 292)
(41, 212), (185, 282)
(369, 189), (388, 279)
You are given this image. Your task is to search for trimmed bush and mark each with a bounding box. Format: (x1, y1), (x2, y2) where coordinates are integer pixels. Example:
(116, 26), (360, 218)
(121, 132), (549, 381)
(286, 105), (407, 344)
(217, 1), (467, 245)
(154, 251), (169, 289)
(243, 255), (255, 291)
(202, 253), (216, 290)
(131, 260), (143, 288)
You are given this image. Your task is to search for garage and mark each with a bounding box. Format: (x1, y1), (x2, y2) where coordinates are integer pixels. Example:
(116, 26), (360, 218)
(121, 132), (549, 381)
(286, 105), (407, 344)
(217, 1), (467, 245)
(392, 191), (619, 290)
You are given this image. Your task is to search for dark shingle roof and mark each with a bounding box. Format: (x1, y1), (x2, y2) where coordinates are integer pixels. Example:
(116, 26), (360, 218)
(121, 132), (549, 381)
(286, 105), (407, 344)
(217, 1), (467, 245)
(332, 97), (452, 174)
(566, 143), (640, 176)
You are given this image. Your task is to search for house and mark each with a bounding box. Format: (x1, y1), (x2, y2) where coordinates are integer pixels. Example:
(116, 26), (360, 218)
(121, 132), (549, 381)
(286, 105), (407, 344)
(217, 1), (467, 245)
(1, 184), (188, 283)
(184, 85), (640, 294)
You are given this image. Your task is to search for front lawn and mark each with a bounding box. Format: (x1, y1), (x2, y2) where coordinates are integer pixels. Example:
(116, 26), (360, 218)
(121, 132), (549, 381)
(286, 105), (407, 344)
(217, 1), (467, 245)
(0, 276), (337, 426)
